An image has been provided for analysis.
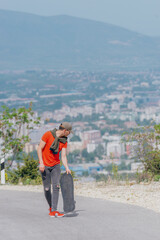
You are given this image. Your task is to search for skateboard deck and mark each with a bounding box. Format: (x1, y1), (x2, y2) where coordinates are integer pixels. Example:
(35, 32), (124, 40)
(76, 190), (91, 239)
(60, 172), (75, 213)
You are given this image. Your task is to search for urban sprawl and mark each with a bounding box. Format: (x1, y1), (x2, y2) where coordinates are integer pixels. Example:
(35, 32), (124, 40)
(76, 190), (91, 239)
(1, 70), (160, 176)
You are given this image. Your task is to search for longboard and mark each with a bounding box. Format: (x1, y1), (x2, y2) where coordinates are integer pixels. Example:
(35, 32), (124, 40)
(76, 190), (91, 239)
(60, 172), (75, 213)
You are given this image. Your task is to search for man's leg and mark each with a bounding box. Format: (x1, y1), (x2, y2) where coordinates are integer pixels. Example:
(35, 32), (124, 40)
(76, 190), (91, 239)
(41, 167), (52, 208)
(50, 164), (61, 211)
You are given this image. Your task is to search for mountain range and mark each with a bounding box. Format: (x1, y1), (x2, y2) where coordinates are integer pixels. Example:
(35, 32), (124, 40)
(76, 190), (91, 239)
(0, 9), (160, 71)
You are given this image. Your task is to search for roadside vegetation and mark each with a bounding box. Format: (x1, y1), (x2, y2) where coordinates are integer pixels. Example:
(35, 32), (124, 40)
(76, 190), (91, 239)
(6, 154), (42, 185)
(123, 122), (160, 181)
(0, 104), (41, 185)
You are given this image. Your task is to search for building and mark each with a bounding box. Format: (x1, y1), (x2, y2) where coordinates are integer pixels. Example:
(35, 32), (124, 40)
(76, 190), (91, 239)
(103, 135), (125, 158)
(111, 101), (120, 111)
(87, 142), (105, 153)
(127, 101), (136, 111)
(67, 141), (84, 153)
(25, 143), (39, 154)
(80, 130), (102, 148)
(106, 141), (125, 158)
(95, 103), (106, 114)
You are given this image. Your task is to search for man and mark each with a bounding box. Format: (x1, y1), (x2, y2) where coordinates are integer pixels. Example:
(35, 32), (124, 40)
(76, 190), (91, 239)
(37, 122), (72, 217)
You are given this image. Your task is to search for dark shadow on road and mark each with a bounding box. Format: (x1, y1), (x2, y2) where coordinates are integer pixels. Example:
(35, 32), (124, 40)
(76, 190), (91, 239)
(63, 209), (85, 217)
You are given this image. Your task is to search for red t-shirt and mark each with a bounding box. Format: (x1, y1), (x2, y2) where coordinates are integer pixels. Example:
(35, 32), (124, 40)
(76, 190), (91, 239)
(41, 131), (67, 167)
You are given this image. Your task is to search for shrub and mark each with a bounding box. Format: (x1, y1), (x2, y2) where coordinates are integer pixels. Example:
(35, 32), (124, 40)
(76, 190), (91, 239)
(154, 175), (160, 182)
(124, 123), (160, 179)
(136, 171), (152, 183)
(7, 154), (42, 185)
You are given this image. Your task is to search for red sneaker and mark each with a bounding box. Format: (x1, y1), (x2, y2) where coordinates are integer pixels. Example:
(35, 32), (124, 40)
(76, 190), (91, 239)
(49, 211), (65, 218)
(49, 208), (52, 214)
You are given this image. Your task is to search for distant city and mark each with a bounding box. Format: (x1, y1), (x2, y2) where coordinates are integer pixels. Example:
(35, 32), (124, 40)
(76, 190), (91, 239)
(1, 70), (160, 176)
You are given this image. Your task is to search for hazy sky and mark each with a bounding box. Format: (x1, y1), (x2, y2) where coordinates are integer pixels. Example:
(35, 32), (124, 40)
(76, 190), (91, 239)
(0, 0), (160, 36)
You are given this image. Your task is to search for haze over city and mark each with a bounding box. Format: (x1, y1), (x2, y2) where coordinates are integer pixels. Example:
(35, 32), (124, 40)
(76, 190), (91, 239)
(0, 0), (160, 36)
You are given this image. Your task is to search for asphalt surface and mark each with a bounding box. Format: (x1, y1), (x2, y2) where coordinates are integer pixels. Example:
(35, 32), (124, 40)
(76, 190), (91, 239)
(0, 190), (160, 240)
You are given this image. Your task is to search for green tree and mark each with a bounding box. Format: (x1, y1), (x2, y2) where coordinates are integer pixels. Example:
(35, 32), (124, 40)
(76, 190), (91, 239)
(29, 150), (38, 160)
(94, 144), (105, 158)
(67, 150), (82, 164)
(86, 152), (95, 163)
(17, 154), (39, 180)
(118, 162), (131, 170)
(7, 154), (42, 185)
(82, 149), (88, 158)
(123, 123), (160, 179)
(70, 135), (81, 142)
(105, 163), (113, 171)
(100, 128), (107, 136)
(82, 149), (95, 163)
(0, 103), (40, 166)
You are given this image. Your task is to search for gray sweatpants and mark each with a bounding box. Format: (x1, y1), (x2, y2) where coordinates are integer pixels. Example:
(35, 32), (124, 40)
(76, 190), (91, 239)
(41, 164), (61, 211)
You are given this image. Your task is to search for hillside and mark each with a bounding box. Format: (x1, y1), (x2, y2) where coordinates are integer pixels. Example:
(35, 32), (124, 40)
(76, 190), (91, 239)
(0, 9), (160, 71)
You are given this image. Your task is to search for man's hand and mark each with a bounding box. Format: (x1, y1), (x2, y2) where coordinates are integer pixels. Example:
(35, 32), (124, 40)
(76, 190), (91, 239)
(61, 148), (71, 174)
(66, 166), (71, 175)
(39, 163), (45, 172)
(37, 140), (46, 173)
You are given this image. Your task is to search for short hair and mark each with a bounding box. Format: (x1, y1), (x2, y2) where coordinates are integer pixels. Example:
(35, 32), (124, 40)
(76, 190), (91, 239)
(59, 123), (65, 131)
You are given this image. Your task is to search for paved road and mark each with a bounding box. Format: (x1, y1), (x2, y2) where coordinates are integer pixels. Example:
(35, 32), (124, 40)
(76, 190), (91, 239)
(0, 190), (160, 240)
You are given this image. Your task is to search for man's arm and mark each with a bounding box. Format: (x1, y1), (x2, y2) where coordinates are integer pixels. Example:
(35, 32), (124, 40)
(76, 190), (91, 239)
(61, 148), (71, 174)
(37, 139), (46, 172)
